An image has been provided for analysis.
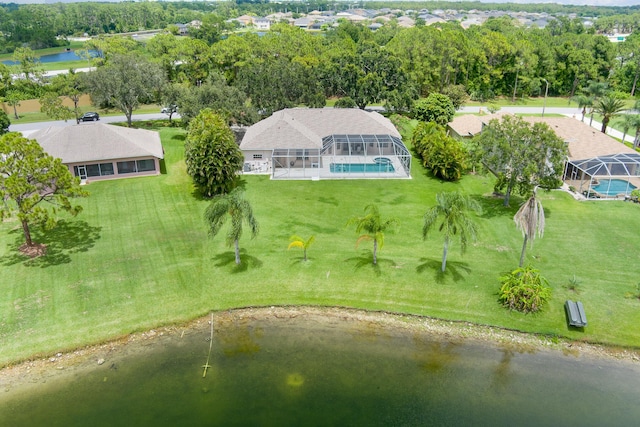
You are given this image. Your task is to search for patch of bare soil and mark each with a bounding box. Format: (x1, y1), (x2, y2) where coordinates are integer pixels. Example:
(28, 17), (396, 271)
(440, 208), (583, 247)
(19, 243), (47, 258)
(1, 306), (639, 394)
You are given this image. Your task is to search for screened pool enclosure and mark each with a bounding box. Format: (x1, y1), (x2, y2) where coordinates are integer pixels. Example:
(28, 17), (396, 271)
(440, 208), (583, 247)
(564, 153), (640, 197)
(271, 134), (411, 179)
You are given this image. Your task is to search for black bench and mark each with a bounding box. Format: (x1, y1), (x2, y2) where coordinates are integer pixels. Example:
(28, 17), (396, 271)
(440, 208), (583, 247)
(565, 300), (587, 327)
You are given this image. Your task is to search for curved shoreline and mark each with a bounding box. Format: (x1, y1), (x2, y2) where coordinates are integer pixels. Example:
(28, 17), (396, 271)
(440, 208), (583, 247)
(2, 306), (639, 394)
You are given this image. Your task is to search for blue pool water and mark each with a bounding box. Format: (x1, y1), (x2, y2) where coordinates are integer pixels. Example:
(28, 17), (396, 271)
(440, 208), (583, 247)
(330, 161), (395, 173)
(591, 179), (636, 196)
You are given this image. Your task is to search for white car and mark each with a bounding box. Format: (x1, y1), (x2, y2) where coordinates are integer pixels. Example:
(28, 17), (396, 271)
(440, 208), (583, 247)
(161, 106), (178, 114)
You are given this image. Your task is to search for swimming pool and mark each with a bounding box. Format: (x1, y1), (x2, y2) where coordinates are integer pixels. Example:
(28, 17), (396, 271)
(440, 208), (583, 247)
(330, 162), (395, 173)
(591, 179), (636, 196)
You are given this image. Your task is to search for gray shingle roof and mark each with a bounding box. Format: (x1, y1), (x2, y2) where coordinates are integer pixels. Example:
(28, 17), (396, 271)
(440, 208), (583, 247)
(240, 108), (400, 151)
(29, 123), (164, 163)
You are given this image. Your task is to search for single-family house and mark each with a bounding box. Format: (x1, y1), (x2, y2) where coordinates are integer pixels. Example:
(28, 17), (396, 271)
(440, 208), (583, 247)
(29, 123), (164, 183)
(240, 108), (411, 180)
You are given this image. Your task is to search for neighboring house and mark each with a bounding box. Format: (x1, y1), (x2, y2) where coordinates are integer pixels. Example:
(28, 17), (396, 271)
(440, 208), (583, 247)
(29, 123), (164, 183)
(240, 108), (411, 180)
(450, 113), (640, 197)
(175, 23), (188, 35)
(254, 18), (271, 31)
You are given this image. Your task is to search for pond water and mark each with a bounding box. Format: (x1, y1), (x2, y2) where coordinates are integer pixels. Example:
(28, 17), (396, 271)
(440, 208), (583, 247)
(2, 50), (97, 66)
(1, 312), (639, 426)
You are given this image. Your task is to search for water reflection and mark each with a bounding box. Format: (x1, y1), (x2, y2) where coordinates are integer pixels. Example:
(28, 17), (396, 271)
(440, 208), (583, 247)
(1, 311), (639, 426)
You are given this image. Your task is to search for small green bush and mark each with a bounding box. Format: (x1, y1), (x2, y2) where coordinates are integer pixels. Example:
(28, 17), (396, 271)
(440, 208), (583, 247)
(498, 265), (552, 313)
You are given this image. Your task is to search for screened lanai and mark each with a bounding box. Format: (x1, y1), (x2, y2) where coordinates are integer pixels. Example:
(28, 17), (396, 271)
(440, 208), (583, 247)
(272, 134), (411, 179)
(240, 108), (412, 180)
(563, 153), (640, 198)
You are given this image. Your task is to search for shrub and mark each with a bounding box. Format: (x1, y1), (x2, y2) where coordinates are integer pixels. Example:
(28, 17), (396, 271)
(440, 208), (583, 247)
(498, 265), (552, 313)
(334, 97), (357, 108)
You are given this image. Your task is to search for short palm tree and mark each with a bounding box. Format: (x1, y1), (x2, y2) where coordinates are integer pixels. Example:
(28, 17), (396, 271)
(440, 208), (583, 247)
(423, 192), (480, 272)
(584, 81), (608, 126)
(514, 190), (545, 268)
(204, 188), (259, 265)
(288, 235), (316, 261)
(571, 94), (592, 122)
(347, 204), (397, 265)
(594, 95), (627, 134)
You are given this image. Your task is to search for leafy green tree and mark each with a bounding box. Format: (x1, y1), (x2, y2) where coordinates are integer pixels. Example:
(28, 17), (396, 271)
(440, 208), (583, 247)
(83, 54), (164, 127)
(178, 74), (258, 126)
(422, 191), (480, 272)
(514, 191), (545, 268)
(190, 13), (231, 45)
(498, 265), (551, 313)
(184, 109), (244, 197)
(39, 92), (74, 122)
(413, 93), (455, 126)
(347, 204), (397, 265)
(0, 133), (88, 249)
(4, 89), (25, 120)
(11, 47), (43, 82)
(441, 85), (469, 110)
(594, 94), (627, 133)
(82, 36), (142, 65)
(471, 115), (567, 206)
(50, 70), (87, 124)
(322, 40), (413, 110)
(0, 110), (9, 134)
(288, 235), (316, 262)
(146, 33), (181, 83)
(236, 57), (322, 115)
(204, 188), (259, 265)
(334, 97), (357, 108)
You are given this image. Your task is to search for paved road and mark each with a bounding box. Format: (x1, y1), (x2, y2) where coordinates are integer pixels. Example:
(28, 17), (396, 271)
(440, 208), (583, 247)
(9, 106), (634, 145)
(9, 113), (179, 136)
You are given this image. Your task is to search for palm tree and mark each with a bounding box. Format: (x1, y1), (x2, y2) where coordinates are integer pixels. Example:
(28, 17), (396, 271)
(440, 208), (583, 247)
(422, 192), (480, 272)
(288, 235), (316, 261)
(347, 204), (397, 265)
(204, 188), (259, 265)
(513, 190), (545, 268)
(584, 81), (608, 126)
(594, 95), (627, 134)
(571, 94), (592, 122)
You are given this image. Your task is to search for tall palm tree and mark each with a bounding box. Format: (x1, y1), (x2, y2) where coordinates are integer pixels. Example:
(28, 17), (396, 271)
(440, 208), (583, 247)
(288, 235), (316, 261)
(514, 190), (545, 268)
(422, 192), (480, 272)
(204, 188), (259, 265)
(584, 81), (608, 126)
(347, 204), (397, 265)
(594, 95), (627, 134)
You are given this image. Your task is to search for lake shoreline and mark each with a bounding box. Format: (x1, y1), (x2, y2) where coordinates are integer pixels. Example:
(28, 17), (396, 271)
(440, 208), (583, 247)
(2, 306), (639, 395)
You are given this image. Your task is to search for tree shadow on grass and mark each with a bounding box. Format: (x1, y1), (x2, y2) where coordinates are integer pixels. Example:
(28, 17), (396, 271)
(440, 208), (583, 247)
(0, 220), (102, 268)
(212, 249), (263, 273)
(471, 194), (519, 219)
(416, 258), (471, 284)
(344, 250), (398, 277)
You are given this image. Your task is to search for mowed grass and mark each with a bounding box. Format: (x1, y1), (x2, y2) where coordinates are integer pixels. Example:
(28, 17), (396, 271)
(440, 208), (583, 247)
(1, 127), (640, 367)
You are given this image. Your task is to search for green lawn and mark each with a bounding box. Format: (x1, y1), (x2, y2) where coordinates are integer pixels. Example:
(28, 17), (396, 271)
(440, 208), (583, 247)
(1, 126), (640, 367)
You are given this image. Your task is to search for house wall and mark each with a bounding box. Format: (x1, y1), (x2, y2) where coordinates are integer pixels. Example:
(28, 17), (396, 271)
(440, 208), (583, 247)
(67, 156), (161, 183)
(242, 150), (272, 173)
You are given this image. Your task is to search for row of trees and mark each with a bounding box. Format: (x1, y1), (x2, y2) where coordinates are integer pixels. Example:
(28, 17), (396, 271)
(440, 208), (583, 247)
(0, 14), (640, 132)
(6, 14), (640, 127)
